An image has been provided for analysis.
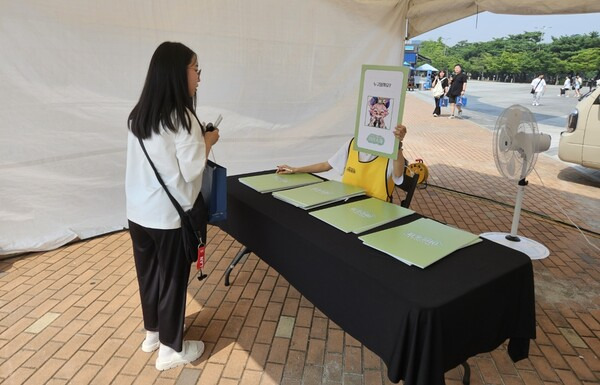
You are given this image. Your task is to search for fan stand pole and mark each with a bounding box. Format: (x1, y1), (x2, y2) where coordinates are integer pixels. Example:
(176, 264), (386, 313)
(480, 177), (550, 260)
(506, 178), (528, 242)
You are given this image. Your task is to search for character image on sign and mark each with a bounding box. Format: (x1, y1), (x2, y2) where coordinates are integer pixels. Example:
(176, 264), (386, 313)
(367, 96), (391, 129)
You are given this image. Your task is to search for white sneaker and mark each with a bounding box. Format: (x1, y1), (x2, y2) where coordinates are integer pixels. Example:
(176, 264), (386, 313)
(448, 115), (454, 119)
(433, 113), (438, 117)
(141, 332), (160, 353)
(156, 341), (205, 371)
(457, 110), (463, 118)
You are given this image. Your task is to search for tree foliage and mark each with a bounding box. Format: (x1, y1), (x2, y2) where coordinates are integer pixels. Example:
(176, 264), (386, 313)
(416, 32), (600, 83)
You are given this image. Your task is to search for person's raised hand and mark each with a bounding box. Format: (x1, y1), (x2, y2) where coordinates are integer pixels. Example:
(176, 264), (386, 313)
(393, 124), (407, 143)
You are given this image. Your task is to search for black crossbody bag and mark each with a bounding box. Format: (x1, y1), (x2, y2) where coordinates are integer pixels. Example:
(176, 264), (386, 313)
(138, 137), (208, 265)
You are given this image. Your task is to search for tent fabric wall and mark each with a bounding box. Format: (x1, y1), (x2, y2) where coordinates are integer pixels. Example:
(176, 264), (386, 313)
(0, 0), (408, 255)
(3, 0), (600, 255)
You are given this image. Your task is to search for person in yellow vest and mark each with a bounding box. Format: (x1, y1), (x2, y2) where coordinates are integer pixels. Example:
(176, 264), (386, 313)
(276, 124), (407, 202)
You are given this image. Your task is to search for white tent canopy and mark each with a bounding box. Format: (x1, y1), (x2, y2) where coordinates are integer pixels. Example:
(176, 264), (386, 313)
(2, 0), (600, 255)
(415, 64), (438, 72)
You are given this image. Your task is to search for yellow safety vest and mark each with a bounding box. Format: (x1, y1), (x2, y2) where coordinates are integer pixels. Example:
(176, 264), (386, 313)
(342, 139), (394, 202)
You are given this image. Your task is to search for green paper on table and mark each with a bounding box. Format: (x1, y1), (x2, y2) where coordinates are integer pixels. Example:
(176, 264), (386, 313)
(239, 172), (322, 193)
(359, 218), (482, 268)
(309, 197), (414, 233)
(272, 180), (365, 210)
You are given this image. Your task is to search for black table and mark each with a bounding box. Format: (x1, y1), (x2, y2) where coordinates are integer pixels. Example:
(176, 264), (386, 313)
(218, 171), (536, 385)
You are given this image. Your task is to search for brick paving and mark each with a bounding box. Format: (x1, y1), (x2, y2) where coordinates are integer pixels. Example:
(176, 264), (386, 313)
(1, 93), (599, 384)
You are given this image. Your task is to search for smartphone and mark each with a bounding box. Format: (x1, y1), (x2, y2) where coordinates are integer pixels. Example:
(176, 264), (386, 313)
(214, 114), (223, 128)
(205, 115), (223, 132)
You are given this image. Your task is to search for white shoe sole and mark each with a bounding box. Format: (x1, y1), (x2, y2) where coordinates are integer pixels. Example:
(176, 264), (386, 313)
(156, 341), (205, 371)
(142, 340), (160, 353)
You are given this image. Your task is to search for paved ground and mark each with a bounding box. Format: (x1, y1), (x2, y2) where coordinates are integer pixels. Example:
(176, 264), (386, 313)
(411, 80), (600, 183)
(1, 88), (599, 385)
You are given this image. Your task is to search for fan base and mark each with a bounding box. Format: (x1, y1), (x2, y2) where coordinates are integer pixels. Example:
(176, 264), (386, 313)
(480, 232), (550, 260)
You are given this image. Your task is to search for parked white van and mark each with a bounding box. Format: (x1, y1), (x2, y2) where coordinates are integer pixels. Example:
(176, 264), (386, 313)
(558, 87), (600, 170)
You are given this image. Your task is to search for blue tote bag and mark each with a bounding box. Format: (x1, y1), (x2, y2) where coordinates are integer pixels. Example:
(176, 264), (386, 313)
(439, 96), (449, 107)
(456, 96), (468, 107)
(201, 159), (227, 224)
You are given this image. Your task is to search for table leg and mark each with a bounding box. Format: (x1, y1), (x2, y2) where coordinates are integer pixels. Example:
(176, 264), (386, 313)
(461, 361), (470, 385)
(224, 246), (251, 286)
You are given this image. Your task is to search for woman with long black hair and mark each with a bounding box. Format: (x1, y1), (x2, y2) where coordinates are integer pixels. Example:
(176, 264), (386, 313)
(431, 70), (449, 117)
(126, 42), (219, 371)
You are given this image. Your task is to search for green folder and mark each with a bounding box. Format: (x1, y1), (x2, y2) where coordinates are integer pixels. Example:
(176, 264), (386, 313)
(239, 173), (322, 193)
(272, 180), (365, 210)
(309, 197), (414, 233)
(359, 218), (482, 268)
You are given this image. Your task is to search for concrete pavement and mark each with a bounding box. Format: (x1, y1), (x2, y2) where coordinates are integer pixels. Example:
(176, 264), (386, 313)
(410, 80), (600, 183)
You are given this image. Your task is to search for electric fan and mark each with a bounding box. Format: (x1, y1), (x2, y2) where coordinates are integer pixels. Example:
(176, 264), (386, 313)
(480, 104), (551, 260)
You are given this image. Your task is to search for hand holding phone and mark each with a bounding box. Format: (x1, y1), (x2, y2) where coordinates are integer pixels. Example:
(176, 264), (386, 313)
(205, 115), (223, 132)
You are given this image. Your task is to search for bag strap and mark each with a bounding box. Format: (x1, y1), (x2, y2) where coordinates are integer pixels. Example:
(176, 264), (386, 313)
(138, 137), (187, 220)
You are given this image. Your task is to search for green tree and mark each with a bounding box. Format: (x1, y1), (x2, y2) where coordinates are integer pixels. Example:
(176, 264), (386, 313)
(481, 53), (500, 77)
(568, 48), (600, 77)
(468, 55), (487, 79)
(548, 33), (600, 61)
(416, 31), (600, 83)
(417, 39), (449, 70)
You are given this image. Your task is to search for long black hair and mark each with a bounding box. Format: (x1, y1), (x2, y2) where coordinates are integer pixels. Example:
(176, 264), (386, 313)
(128, 42), (199, 139)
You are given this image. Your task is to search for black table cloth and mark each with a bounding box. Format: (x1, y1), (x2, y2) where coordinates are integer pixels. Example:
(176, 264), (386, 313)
(218, 171), (536, 385)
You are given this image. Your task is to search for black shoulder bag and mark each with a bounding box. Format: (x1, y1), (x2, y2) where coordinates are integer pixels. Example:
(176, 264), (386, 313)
(531, 80), (541, 94)
(138, 137), (208, 267)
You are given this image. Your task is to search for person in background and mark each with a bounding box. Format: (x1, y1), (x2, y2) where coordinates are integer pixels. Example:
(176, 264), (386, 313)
(560, 76), (571, 97)
(574, 75), (583, 98)
(126, 42), (220, 371)
(276, 125), (407, 203)
(407, 74), (415, 91)
(431, 70), (449, 117)
(530, 74), (546, 106)
(448, 64), (467, 119)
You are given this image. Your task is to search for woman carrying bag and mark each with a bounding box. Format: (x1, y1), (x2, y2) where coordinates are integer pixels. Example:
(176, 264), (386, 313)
(530, 74), (546, 106)
(126, 42), (220, 371)
(431, 70), (449, 117)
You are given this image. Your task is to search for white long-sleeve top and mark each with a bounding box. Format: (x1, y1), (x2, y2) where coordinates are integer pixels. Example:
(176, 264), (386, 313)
(126, 113), (206, 229)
